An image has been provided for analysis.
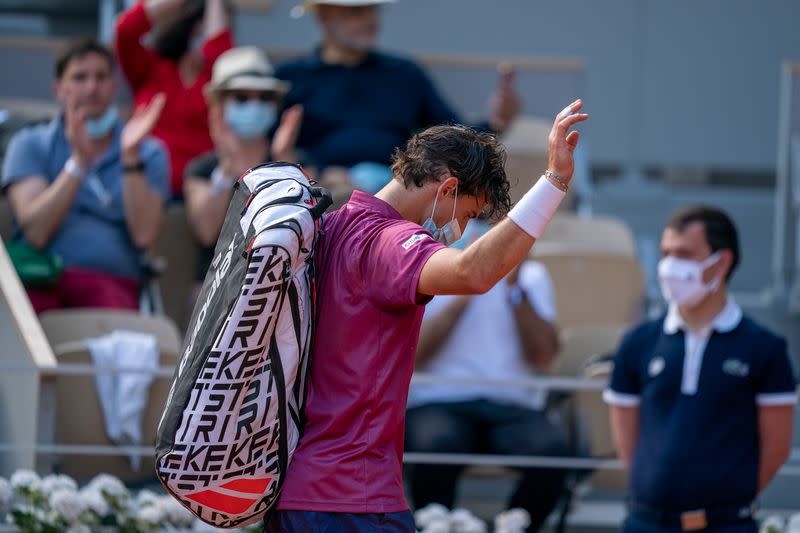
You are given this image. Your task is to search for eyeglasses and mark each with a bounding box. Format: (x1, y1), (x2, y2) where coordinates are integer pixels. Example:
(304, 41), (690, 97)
(227, 91), (276, 103)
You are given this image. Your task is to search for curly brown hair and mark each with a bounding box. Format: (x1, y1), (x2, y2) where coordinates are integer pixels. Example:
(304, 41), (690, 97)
(390, 124), (512, 218)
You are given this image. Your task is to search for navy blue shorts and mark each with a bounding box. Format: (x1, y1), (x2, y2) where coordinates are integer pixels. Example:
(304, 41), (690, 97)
(264, 510), (416, 532)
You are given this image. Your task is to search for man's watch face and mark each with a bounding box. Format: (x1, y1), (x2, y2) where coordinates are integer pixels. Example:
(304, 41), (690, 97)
(509, 285), (525, 305)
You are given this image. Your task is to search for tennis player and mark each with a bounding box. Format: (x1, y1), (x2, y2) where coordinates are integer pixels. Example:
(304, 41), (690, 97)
(266, 100), (588, 532)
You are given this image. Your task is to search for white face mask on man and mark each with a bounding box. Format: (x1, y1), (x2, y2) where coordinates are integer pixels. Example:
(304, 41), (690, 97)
(657, 252), (722, 308)
(422, 183), (462, 246)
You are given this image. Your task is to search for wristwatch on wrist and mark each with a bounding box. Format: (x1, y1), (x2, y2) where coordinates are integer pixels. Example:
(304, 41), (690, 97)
(64, 157), (86, 180)
(508, 284), (527, 306)
(122, 160), (146, 174)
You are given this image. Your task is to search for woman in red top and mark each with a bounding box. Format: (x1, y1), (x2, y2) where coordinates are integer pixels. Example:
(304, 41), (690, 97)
(115, 0), (234, 199)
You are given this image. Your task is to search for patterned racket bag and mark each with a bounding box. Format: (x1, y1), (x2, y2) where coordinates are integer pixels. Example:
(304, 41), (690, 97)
(155, 162), (331, 528)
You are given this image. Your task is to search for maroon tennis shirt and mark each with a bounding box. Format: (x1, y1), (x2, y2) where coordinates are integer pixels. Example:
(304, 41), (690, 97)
(277, 191), (445, 513)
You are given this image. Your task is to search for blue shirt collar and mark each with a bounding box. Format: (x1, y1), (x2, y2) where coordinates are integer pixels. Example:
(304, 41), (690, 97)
(663, 295), (743, 335)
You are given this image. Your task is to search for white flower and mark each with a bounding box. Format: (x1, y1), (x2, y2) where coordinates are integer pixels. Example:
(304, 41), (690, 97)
(136, 489), (160, 507)
(787, 513), (800, 533)
(40, 474), (78, 497)
(66, 525), (91, 533)
(449, 508), (486, 533)
(87, 474), (128, 501)
(414, 503), (451, 529)
(137, 504), (166, 526)
(49, 488), (87, 524)
(494, 508), (531, 532)
(454, 520), (487, 533)
(450, 507), (477, 522)
(0, 477), (11, 513)
(760, 515), (785, 533)
(79, 488), (111, 517)
(33, 505), (60, 528)
(10, 470), (41, 493)
(421, 519), (451, 533)
(158, 495), (195, 528)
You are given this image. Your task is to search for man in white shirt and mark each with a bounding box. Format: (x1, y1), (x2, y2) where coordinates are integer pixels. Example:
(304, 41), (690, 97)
(406, 220), (567, 532)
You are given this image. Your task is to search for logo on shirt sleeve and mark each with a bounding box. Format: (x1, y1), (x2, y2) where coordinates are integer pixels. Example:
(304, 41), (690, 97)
(402, 233), (432, 250)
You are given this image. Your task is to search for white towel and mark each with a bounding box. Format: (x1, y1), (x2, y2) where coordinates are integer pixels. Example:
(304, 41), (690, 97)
(86, 330), (159, 470)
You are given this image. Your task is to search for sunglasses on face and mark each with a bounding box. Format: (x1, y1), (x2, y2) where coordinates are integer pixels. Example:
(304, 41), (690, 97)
(227, 91), (276, 103)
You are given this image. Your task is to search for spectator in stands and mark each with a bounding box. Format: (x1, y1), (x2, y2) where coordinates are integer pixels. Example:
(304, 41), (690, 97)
(115, 0), (233, 199)
(605, 205), (797, 533)
(184, 46), (302, 285)
(406, 218), (567, 532)
(1, 37), (169, 314)
(277, 0), (520, 185)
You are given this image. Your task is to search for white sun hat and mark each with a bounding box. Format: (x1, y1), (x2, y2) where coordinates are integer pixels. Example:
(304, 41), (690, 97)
(206, 46), (289, 95)
(291, 0), (395, 18)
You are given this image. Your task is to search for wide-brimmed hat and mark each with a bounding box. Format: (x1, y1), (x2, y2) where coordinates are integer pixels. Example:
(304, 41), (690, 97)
(291, 0), (395, 18)
(206, 47), (289, 96)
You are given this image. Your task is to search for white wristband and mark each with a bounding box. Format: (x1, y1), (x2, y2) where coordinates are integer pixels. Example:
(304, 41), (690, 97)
(64, 157), (86, 180)
(210, 166), (236, 195)
(507, 176), (566, 238)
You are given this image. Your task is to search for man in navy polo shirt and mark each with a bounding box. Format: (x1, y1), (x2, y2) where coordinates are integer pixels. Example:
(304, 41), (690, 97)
(604, 205), (797, 532)
(277, 0), (520, 178)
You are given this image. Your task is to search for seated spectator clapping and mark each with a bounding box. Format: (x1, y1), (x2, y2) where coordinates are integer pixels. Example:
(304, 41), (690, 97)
(184, 46), (302, 285)
(1, 37), (169, 314)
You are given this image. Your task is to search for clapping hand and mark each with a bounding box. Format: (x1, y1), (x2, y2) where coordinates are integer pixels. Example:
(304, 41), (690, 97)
(271, 105), (303, 163)
(65, 100), (99, 168)
(121, 93), (165, 162)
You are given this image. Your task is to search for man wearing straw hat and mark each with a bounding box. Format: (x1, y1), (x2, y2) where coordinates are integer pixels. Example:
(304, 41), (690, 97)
(275, 0), (520, 186)
(184, 46), (302, 286)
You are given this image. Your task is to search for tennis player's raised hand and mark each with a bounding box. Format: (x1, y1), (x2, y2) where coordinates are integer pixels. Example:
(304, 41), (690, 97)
(547, 99), (588, 184)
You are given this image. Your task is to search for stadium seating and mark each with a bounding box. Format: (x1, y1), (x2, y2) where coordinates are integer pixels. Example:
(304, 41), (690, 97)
(535, 213), (638, 258)
(38, 309), (180, 483)
(556, 324), (627, 377)
(533, 252), (645, 329)
(577, 357), (627, 491)
(151, 204), (199, 331)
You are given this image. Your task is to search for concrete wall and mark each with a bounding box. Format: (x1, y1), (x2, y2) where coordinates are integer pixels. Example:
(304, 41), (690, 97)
(2, 0), (798, 172)
(236, 0), (800, 172)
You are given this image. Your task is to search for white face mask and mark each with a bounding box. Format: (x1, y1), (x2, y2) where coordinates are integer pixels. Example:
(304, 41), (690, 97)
(658, 252), (722, 308)
(422, 183), (462, 246)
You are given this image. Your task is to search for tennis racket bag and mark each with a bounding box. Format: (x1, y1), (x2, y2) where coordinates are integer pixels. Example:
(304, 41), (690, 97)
(155, 162), (331, 528)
